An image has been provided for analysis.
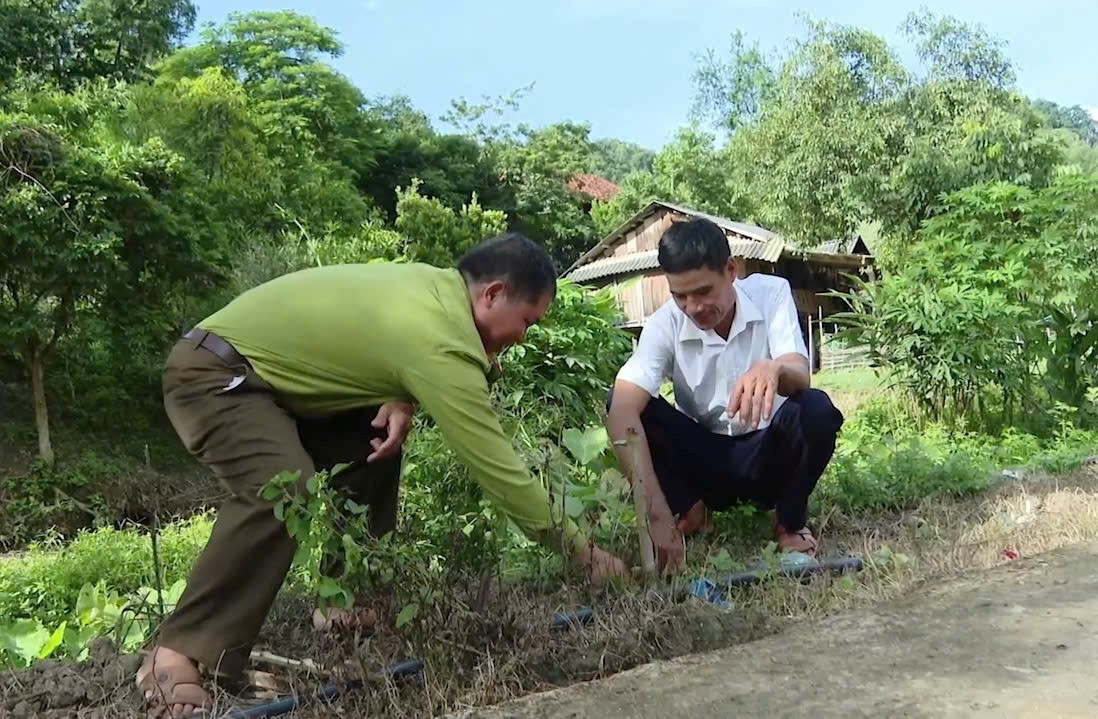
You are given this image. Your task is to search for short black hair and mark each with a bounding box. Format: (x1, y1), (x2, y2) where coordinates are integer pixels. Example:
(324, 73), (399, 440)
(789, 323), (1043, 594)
(657, 218), (730, 273)
(457, 232), (557, 303)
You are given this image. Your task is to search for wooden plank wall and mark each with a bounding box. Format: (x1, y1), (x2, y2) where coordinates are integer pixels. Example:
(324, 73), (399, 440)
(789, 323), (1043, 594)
(609, 213), (673, 259)
(603, 273), (670, 327)
(641, 273), (670, 316)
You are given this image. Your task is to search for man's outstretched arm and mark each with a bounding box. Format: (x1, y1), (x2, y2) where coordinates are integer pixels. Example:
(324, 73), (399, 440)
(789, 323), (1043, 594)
(401, 349), (628, 585)
(606, 379), (685, 575)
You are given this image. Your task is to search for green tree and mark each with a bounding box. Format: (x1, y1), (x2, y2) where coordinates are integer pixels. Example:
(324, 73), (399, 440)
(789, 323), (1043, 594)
(0, 0), (196, 90)
(394, 181), (508, 267)
(0, 97), (220, 465)
(723, 19), (906, 245)
(1032, 99), (1098, 146)
(589, 138), (655, 184)
(156, 10), (383, 190)
(691, 29), (777, 134)
(900, 9), (1015, 89)
(360, 95), (505, 220)
(496, 122), (600, 267)
(834, 175), (1098, 428)
(592, 126), (751, 236)
(697, 12), (1067, 255)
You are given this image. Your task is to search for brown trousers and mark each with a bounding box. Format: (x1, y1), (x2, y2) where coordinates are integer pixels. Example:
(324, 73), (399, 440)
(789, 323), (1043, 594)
(157, 334), (401, 676)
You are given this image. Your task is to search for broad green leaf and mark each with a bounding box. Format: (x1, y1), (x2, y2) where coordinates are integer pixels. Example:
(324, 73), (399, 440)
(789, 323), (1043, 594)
(396, 602), (419, 628)
(562, 426), (608, 466)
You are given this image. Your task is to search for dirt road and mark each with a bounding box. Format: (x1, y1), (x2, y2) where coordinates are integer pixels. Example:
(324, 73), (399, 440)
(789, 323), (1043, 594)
(452, 540), (1098, 719)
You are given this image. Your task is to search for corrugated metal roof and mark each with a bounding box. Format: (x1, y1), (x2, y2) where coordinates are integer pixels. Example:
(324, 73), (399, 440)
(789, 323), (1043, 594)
(562, 199), (781, 277)
(655, 201), (777, 243)
(567, 236), (784, 283)
(812, 239), (845, 254)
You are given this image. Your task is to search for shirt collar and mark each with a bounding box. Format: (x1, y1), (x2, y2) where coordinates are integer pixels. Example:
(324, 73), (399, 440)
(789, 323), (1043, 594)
(677, 280), (764, 346)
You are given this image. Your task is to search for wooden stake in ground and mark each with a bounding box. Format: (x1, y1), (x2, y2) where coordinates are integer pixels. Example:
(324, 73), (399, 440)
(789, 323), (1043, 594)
(625, 427), (657, 577)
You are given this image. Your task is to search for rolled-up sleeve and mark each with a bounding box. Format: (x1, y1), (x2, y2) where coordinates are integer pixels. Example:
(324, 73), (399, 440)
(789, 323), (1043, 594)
(615, 312), (674, 396)
(400, 348), (589, 556)
(766, 278), (808, 359)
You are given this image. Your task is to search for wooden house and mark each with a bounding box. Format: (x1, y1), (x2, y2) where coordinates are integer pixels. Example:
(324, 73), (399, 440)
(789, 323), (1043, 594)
(561, 200), (875, 366)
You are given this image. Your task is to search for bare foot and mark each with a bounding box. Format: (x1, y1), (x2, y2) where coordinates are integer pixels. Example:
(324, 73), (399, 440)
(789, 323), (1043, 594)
(135, 646), (211, 718)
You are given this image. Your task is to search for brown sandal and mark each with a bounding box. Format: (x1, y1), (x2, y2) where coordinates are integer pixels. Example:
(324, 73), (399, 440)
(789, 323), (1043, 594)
(775, 524), (819, 557)
(137, 662), (213, 719)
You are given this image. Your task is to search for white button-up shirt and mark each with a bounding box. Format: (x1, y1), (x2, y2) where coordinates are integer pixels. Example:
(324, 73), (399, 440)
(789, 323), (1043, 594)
(616, 273), (808, 436)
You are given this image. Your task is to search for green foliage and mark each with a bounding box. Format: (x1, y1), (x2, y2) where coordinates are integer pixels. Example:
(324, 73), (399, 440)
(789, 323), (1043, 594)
(832, 175), (1098, 428)
(0, 0), (197, 90)
(592, 126), (748, 237)
(0, 95), (227, 463)
(1032, 99), (1098, 146)
(361, 94), (505, 220)
(498, 280), (633, 430)
(691, 29), (777, 133)
(589, 138), (655, 184)
(0, 514), (211, 627)
(156, 10), (379, 170)
(395, 181), (508, 267)
(718, 18), (909, 245)
(871, 81), (1065, 257)
(496, 121), (600, 266)
(261, 466), (444, 628)
(695, 12), (1067, 251)
(0, 579), (185, 669)
(900, 9), (1015, 88)
(817, 395), (1098, 512)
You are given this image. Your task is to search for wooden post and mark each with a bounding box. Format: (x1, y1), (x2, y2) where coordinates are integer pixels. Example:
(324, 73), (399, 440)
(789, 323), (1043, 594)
(807, 314), (814, 375)
(818, 306), (824, 372)
(626, 427), (656, 577)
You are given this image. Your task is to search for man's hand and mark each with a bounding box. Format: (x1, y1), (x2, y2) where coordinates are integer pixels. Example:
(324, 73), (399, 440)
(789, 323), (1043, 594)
(648, 503), (686, 575)
(727, 359), (782, 431)
(366, 401), (414, 462)
(575, 544), (630, 586)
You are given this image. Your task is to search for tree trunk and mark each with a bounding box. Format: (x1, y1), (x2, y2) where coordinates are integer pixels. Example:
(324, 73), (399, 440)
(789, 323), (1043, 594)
(27, 347), (54, 468)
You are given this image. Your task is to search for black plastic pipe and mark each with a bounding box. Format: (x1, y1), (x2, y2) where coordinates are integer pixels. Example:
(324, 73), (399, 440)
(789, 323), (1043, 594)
(210, 556), (862, 717)
(213, 658), (424, 719)
(715, 554), (864, 588)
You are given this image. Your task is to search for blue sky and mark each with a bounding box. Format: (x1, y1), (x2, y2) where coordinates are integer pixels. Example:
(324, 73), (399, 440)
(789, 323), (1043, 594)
(191, 0), (1098, 150)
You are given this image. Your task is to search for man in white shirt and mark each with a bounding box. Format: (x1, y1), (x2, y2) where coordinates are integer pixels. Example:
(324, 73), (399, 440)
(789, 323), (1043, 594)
(605, 217), (844, 574)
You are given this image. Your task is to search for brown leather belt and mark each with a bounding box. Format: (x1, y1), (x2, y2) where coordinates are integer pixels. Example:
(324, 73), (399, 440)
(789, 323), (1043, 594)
(183, 328), (252, 369)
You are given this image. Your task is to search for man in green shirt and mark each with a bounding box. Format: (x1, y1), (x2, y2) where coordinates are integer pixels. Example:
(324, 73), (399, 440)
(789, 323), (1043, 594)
(137, 233), (628, 718)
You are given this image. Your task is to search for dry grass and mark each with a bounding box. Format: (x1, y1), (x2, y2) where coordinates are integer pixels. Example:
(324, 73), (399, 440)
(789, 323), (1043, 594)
(286, 464), (1098, 717)
(722, 463), (1098, 623)
(4, 464), (1097, 718)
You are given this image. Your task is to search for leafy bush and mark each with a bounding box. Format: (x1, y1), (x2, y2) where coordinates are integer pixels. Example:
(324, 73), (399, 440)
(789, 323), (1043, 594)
(817, 395), (1098, 512)
(0, 579), (186, 669)
(833, 174), (1098, 431)
(0, 513), (211, 627)
(498, 279), (633, 430)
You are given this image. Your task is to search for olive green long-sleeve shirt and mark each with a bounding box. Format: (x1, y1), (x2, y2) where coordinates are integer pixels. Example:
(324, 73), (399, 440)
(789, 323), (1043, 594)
(199, 261), (587, 556)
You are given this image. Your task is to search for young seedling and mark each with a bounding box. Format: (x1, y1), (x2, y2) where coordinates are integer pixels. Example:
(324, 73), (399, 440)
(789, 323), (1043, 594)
(625, 427), (656, 577)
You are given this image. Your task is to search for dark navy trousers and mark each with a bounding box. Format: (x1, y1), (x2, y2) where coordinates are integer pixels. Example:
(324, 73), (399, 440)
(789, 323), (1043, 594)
(613, 388), (844, 530)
